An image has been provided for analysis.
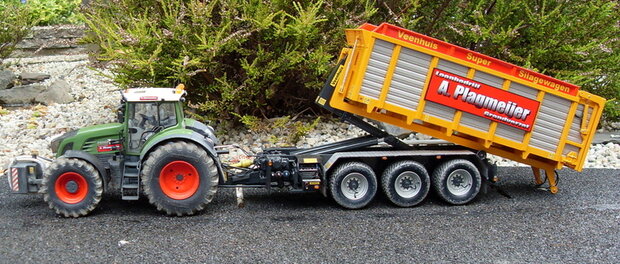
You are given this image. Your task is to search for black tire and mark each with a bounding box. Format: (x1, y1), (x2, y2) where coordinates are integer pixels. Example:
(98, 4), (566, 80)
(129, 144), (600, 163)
(141, 141), (218, 216)
(41, 158), (103, 217)
(431, 159), (481, 205)
(329, 161), (377, 209)
(381, 160), (430, 207)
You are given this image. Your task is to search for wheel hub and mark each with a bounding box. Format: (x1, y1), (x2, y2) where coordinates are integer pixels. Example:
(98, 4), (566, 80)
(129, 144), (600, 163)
(55, 172), (89, 204)
(340, 173), (368, 200)
(451, 176), (464, 187)
(395, 172), (421, 198)
(65, 180), (78, 193)
(400, 177), (413, 190)
(347, 178), (360, 191)
(159, 160), (200, 200)
(446, 169), (473, 196)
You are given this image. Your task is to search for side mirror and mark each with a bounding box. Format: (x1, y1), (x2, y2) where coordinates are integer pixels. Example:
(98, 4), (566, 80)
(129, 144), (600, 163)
(128, 128), (138, 134)
(117, 103), (126, 123)
(117, 110), (124, 123)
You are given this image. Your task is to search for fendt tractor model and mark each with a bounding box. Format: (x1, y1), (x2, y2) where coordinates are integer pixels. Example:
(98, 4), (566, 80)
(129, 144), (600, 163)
(6, 23), (605, 217)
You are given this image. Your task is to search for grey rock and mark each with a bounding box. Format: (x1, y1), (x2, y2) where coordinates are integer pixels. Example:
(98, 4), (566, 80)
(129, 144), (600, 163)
(19, 72), (50, 85)
(15, 25), (86, 56)
(0, 70), (16, 90)
(377, 121), (412, 138)
(0, 84), (46, 104)
(35, 80), (73, 105)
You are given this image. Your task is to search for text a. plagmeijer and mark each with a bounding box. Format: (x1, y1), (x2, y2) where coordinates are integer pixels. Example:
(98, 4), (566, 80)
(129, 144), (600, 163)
(434, 71), (533, 126)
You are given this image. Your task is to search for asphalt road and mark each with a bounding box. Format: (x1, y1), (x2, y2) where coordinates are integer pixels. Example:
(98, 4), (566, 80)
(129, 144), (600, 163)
(0, 167), (618, 263)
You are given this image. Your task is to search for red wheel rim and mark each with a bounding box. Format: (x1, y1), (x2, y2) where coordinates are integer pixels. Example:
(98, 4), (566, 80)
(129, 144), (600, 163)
(55, 172), (89, 204)
(159, 161), (200, 200)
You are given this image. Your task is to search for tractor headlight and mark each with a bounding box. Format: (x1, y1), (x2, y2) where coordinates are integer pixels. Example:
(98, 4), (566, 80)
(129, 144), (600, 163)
(49, 130), (78, 154)
(49, 135), (62, 154)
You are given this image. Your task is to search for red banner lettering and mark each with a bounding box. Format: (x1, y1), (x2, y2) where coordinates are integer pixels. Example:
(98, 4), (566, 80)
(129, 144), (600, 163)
(424, 69), (540, 132)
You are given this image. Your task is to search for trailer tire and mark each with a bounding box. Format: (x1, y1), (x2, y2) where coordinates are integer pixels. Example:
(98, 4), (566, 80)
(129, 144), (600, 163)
(141, 141), (218, 216)
(432, 159), (481, 205)
(41, 158), (103, 217)
(381, 160), (430, 207)
(329, 162), (377, 209)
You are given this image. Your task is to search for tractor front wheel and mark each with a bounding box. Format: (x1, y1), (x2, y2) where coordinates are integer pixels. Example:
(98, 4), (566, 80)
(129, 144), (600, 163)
(141, 141), (218, 216)
(41, 158), (103, 217)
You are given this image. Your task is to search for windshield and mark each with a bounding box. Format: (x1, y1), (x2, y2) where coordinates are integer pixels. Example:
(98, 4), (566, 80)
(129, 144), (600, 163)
(127, 102), (177, 152)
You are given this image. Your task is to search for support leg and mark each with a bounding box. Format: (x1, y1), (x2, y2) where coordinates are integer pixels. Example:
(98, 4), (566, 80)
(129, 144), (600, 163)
(531, 167), (544, 185)
(236, 187), (245, 208)
(545, 169), (558, 194)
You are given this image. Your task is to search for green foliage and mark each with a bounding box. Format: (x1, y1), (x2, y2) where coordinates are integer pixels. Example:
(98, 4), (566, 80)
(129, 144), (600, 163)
(82, 0), (383, 122)
(288, 117), (321, 144)
(0, 2), (33, 61)
(0, 106), (9, 116)
(232, 113), (262, 131)
(83, 0), (620, 123)
(232, 115), (320, 144)
(24, 0), (83, 26)
(603, 99), (620, 125)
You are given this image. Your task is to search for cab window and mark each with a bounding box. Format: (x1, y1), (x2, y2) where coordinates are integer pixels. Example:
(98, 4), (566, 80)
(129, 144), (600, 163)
(127, 102), (177, 151)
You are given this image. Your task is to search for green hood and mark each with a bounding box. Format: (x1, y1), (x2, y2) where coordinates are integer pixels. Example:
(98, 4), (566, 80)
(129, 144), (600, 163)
(52, 123), (123, 157)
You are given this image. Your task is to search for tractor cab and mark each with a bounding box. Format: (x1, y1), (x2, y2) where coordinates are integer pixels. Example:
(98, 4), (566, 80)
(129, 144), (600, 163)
(120, 85), (186, 154)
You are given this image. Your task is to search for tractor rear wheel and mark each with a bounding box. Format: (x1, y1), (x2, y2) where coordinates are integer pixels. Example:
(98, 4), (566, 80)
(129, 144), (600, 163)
(41, 158), (103, 217)
(141, 141), (218, 216)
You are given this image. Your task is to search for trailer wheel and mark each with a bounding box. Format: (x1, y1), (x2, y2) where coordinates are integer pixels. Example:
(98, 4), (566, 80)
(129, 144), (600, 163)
(381, 160), (430, 207)
(432, 159), (481, 205)
(141, 141), (218, 216)
(41, 158), (103, 217)
(329, 162), (377, 209)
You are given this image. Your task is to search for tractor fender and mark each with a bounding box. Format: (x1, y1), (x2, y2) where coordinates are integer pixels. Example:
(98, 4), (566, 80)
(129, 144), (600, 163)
(185, 118), (219, 145)
(62, 150), (109, 190)
(138, 132), (225, 183)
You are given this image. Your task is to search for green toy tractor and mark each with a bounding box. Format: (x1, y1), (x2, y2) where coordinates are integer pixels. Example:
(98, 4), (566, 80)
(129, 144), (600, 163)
(7, 85), (223, 217)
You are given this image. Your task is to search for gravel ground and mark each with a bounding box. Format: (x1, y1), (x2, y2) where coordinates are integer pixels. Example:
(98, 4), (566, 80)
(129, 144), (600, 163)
(0, 167), (618, 263)
(1, 54), (619, 171)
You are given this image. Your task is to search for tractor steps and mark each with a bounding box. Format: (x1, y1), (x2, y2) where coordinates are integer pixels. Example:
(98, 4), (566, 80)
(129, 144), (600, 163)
(121, 160), (140, 200)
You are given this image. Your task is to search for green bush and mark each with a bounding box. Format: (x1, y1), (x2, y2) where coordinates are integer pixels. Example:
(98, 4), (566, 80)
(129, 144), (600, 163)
(25, 0), (83, 26)
(83, 0), (377, 122)
(0, 2), (34, 61)
(83, 0), (620, 123)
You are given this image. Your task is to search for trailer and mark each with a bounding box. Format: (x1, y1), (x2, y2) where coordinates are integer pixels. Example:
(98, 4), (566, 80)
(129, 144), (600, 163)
(316, 23), (606, 194)
(5, 23), (605, 217)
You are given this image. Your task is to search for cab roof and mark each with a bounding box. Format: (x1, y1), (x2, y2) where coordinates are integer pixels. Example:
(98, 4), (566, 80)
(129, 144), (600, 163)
(122, 87), (186, 102)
